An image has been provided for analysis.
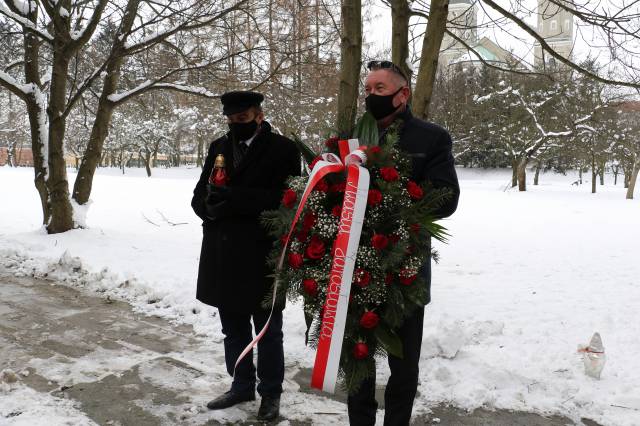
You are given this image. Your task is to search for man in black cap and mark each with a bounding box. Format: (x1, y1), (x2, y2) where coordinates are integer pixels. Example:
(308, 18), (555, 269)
(191, 91), (300, 421)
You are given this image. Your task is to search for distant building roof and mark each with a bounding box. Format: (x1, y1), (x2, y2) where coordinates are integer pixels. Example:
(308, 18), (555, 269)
(449, 37), (525, 69)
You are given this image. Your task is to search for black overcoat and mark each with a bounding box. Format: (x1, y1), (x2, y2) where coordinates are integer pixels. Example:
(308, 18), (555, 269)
(192, 121), (300, 313)
(395, 108), (460, 305)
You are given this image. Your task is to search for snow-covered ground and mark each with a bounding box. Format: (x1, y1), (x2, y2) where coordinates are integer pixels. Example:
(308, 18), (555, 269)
(1, 165), (639, 425)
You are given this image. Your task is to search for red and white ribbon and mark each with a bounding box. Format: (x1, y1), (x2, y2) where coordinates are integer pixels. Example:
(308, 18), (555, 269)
(233, 139), (370, 394)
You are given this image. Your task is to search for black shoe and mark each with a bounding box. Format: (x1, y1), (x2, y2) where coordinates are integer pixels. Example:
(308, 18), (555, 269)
(257, 395), (280, 421)
(206, 390), (255, 410)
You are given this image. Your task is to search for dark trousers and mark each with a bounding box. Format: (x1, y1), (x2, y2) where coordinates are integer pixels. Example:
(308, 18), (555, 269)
(347, 306), (425, 426)
(218, 308), (284, 397)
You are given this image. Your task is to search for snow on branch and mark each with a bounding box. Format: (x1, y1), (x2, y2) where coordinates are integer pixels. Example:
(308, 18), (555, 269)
(107, 80), (218, 105)
(107, 79), (154, 104)
(9, 0), (35, 15)
(145, 83), (218, 98)
(0, 69), (36, 99)
(0, 3), (53, 41)
(3, 59), (23, 73)
(68, 0), (109, 48)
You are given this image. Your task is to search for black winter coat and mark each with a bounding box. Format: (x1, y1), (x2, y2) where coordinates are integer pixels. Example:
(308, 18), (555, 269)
(192, 121), (300, 313)
(395, 108), (460, 305)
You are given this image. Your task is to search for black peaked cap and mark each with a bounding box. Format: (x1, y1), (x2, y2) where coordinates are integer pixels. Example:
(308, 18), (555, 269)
(220, 91), (264, 116)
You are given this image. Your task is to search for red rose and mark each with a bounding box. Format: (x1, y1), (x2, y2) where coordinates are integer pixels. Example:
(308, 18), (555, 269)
(354, 268), (371, 288)
(331, 205), (342, 217)
(325, 136), (339, 149)
(399, 271), (417, 286)
(360, 311), (380, 329)
(367, 146), (382, 156)
(309, 156), (323, 170)
(389, 234), (400, 245)
(297, 229), (309, 242)
(385, 273), (393, 285)
(407, 181), (424, 200)
(410, 223), (420, 233)
(353, 342), (369, 360)
(302, 212), (316, 231)
(282, 189), (297, 209)
(380, 167), (399, 182)
(371, 233), (389, 250)
(302, 278), (318, 297)
(314, 178), (329, 192)
(305, 235), (326, 260)
(288, 252), (303, 269)
(367, 189), (383, 206)
(330, 182), (346, 193)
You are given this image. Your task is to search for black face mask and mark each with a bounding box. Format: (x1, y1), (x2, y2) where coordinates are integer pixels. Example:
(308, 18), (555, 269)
(365, 87), (404, 120)
(228, 120), (259, 142)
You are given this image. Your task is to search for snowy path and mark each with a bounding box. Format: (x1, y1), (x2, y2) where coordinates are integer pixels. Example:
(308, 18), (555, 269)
(0, 271), (601, 425)
(1, 166), (638, 425)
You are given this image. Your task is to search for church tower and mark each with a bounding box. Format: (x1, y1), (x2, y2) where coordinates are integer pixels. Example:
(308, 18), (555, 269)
(440, 0), (478, 67)
(533, 0), (574, 68)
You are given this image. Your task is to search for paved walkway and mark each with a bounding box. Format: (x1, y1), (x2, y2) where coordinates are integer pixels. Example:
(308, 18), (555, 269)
(0, 270), (602, 425)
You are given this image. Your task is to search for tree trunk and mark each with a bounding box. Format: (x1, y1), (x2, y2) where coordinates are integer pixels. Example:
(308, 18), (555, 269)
(26, 97), (50, 224)
(269, 0), (275, 73)
(412, 0), (449, 119)
(517, 158), (527, 191)
(73, 0), (140, 205)
(7, 95), (17, 167)
(44, 37), (76, 233)
(599, 161), (605, 185)
(73, 99), (116, 203)
(579, 167), (583, 185)
(624, 170), (630, 188)
(613, 164), (619, 185)
(391, 0), (412, 82)
(22, 9), (51, 228)
(7, 141), (16, 167)
(197, 138), (204, 167)
(336, 0), (362, 137)
(590, 154), (597, 194)
(511, 159), (518, 187)
(533, 160), (541, 186)
(627, 158), (639, 200)
(141, 149), (152, 177)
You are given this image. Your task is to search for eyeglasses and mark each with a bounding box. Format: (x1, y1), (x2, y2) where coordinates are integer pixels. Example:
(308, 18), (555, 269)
(367, 60), (409, 82)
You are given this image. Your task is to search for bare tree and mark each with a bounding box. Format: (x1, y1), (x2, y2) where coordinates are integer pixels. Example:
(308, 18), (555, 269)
(336, 0), (362, 136)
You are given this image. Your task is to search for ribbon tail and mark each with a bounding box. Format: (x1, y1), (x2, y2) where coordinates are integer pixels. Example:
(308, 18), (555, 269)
(232, 160), (344, 376)
(311, 164), (370, 393)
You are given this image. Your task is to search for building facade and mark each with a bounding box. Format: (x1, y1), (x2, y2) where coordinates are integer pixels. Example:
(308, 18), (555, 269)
(533, 0), (574, 67)
(439, 0), (575, 70)
(440, 0), (478, 67)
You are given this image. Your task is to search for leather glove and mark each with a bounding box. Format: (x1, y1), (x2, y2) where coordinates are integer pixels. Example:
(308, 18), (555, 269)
(206, 185), (232, 205)
(205, 200), (231, 221)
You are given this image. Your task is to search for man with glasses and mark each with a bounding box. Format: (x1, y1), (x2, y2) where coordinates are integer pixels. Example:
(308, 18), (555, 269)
(191, 91), (300, 422)
(347, 61), (460, 425)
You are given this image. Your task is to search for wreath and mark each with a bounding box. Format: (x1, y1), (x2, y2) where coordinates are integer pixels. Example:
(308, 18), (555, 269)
(262, 113), (451, 393)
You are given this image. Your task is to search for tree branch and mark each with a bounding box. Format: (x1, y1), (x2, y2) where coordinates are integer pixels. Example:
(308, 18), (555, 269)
(481, 0), (640, 89)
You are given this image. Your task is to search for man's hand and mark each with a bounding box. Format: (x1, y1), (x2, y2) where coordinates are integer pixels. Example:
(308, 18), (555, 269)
(206, 185), (233, 205)
(204, 186), (233, 221)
